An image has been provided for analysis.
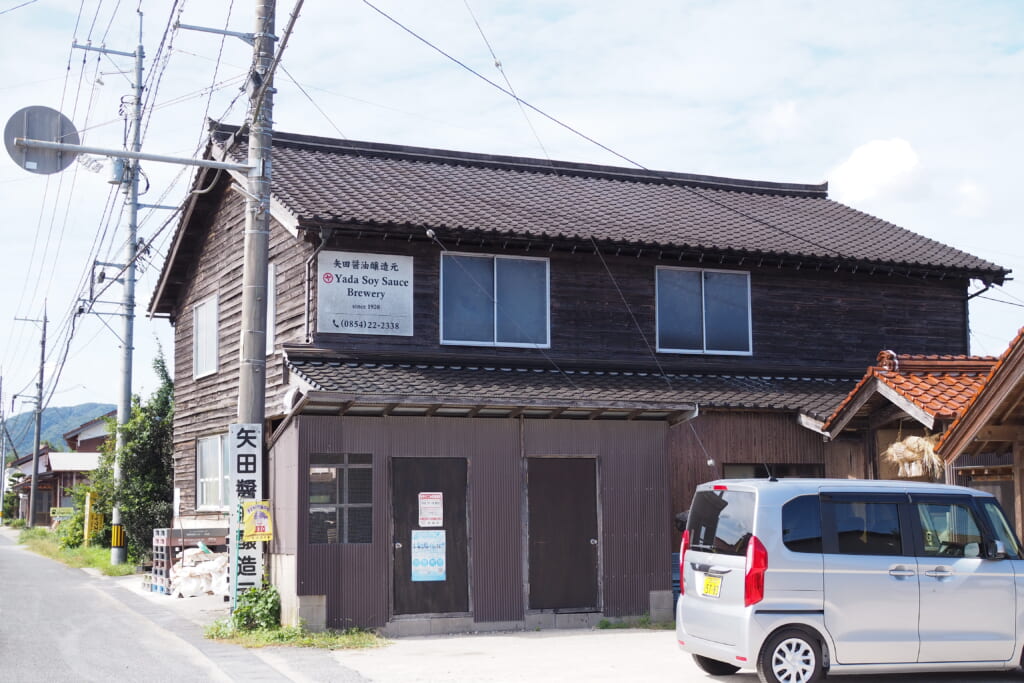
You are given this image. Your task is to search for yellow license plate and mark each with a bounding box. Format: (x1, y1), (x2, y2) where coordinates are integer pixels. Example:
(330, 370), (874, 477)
(701, 574), (722, 598)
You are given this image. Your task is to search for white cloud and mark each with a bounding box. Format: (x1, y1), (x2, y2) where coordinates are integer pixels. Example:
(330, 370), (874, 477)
(828, 139), (920, 204)
(954, 180), (990, 217)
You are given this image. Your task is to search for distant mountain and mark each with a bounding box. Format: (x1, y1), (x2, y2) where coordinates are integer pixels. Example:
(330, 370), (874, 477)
(3, 403), (116, 459)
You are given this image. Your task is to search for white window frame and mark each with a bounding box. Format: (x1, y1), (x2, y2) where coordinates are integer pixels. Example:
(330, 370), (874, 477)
(266, 262), (277, 356)
(439, 252), (551, 348)
(193, 295), (219, 378)
(196, 434), (229, 511)
(655, 266), (752, 356)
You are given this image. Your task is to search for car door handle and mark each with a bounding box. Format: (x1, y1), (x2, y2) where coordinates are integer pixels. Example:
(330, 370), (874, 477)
(925, 569), (953, 578)
(888, 568), (916, 577)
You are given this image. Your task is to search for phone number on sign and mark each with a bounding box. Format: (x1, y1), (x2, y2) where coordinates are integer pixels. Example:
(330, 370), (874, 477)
(337, 319), (402, 331)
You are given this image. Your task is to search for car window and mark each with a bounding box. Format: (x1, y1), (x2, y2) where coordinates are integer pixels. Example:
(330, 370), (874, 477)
(782, 495), (822, 553)
(688, 489), (755, 556)
(980, 499), (1023, 559)
(917, 502), (983, 558)
(831, 500), (902, 556)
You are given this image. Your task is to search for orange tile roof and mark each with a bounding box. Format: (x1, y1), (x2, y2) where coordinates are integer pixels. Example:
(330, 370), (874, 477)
(937, 326), (1024, 452)
(823, 350), (997, 433)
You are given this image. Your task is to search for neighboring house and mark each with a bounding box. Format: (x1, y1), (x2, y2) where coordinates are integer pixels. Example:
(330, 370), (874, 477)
(937, 328), (1024, 534)
(10, 412), (111, 525)
(63, 410), (115, 452)
(148, 123), (1008, 632)
(823, 350), (1000, 484)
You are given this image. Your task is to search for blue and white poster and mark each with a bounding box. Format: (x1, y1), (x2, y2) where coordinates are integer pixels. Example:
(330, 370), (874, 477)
(411, 530), (446, 582)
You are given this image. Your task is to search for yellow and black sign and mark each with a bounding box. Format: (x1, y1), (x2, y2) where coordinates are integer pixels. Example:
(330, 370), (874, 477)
(111, 524), (125, 548)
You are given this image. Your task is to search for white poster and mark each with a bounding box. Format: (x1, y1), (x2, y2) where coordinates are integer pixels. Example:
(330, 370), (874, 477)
(417, 492), (443, 527)
(317, 251), (414, 336)
(411, 530), (446, 582)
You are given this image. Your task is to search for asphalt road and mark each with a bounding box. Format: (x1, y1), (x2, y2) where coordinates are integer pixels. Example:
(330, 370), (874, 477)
(4, 526), (1024, 682)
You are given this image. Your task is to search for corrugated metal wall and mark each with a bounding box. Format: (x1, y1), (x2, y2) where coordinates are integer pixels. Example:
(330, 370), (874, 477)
(524, 421), (670, 618)
(290, 415), (669, 628)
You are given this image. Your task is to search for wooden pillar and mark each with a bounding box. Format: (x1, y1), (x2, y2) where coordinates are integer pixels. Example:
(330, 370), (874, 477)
(1014, 440), (1024, 541)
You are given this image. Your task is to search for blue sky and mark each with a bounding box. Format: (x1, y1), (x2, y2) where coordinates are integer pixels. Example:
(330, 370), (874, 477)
(0, 0), (1021, 414)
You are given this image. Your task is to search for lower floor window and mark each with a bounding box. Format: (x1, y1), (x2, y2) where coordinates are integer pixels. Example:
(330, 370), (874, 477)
(309, 453), (373, 543)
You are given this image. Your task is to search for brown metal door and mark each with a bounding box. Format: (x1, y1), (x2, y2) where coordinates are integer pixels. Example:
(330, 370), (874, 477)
(527, 457), (599, 610)
(392, 457), (469, 615)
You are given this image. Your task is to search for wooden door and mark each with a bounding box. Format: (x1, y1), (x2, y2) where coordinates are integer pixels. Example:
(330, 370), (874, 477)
(527, 457), (599, 611)
(392, 457), (469, 615)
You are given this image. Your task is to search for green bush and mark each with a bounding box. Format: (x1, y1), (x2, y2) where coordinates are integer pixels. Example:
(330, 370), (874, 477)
(233, 583), (281, 632)
(9, 518), (26, 529)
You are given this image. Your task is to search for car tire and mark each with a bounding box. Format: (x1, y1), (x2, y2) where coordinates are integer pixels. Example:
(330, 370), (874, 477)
(756, 628), (823, 683)
(692, 654), (740, 676)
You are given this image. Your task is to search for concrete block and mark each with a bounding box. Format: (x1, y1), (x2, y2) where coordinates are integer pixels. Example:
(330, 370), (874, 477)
(554, 612), (600, 629)
(296, 595), (327, 632)
(649, 590), (674, 623)
(525, 612), (556, 630)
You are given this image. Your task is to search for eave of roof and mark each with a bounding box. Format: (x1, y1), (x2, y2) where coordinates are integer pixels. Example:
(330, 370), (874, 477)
(938, 327), (1024, 460)
(284, 353), (855, 423)
(823, 352), (997, 437)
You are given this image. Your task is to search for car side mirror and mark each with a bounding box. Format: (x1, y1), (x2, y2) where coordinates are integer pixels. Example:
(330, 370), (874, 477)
(985, 539), (1007, 560)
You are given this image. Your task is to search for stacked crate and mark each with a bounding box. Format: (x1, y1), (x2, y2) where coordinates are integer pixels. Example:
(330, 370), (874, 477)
(151, 529), (174, 594)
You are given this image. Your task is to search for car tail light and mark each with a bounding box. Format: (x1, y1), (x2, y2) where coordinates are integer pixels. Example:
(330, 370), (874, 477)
(744, 535), (767, 606)
(678, 529), (690, 596)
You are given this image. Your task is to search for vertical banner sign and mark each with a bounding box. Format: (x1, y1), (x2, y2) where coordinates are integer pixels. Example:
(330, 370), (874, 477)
(417, 492), (443, 527)
(317, 251), (414, 335)
(229, 423), (263, 608)
(243, 500), (274, 542)
(410, 529), (447, 582)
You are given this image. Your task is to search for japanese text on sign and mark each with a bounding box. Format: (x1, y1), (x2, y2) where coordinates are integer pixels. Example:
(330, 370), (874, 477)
(411, 530), (446, 582)
(417, 492), (443, 527)
(230, 423), (264, 601)
(243, 500), (274, 542)
(317, 251), (414, 336)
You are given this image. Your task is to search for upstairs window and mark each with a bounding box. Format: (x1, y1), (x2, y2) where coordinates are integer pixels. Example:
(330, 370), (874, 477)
(196, 434), (229, 510)
(441, 254), (549, 347)
(193, 295), (219, 378)
(656, 267), (751, 355)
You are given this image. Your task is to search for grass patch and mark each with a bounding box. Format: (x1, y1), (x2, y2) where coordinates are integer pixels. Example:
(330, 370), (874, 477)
(597, 614), (674, 631)
(18, 528), (136, 576)
(205, 621), (388, 649)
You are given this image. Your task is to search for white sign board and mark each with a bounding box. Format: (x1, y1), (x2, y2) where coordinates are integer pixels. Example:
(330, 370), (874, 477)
(411, 530), (446, 582)
(317, 251), (414, 336)
(417, 492), (443, 527)
(229, 423), (264, 602)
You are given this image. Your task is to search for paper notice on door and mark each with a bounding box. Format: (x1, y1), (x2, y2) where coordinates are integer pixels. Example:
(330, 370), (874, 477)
(418, 491), (443, 527)
(411, 529), (446, 582)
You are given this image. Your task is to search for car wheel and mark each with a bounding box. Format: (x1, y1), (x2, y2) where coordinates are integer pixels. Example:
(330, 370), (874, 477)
(756, 628), (823, 683)
(692, 654), (740, 676)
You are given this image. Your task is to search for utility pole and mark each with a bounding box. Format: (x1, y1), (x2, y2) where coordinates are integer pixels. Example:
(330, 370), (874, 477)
(237, 0), (275, 425)
(71, 15), (144, 564)
(0, 375), (7, 522)
(14, 311), (46, 528)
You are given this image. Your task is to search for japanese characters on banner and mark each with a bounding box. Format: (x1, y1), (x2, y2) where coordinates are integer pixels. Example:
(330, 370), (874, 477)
(411, 530), (447, 582)
(317, 251), (414, 336)
(417, 492), (443, 527)
(243, 500), (274, 542)
(229, 423), (263, 602)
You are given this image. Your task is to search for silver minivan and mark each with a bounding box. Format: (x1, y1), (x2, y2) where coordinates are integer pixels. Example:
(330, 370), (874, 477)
(675, 478), (1024, 683)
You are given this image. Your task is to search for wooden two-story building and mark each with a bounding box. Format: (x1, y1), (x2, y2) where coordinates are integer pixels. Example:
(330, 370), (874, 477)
(149, 124), (1007, 632)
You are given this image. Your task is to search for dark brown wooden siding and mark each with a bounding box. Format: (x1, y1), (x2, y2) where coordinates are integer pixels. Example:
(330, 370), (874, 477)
(307, 232), (970, 374)
(667, 411), (866, 546)
(524, 420), (669, 618)
(169, 189), (309, 513)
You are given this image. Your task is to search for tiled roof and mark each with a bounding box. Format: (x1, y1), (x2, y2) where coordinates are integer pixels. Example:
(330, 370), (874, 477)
(938, 327), (1024, 456)
(286, 355), (855, 422)
(210, 125), (1006, 280)
(823, 351), (998, 434)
